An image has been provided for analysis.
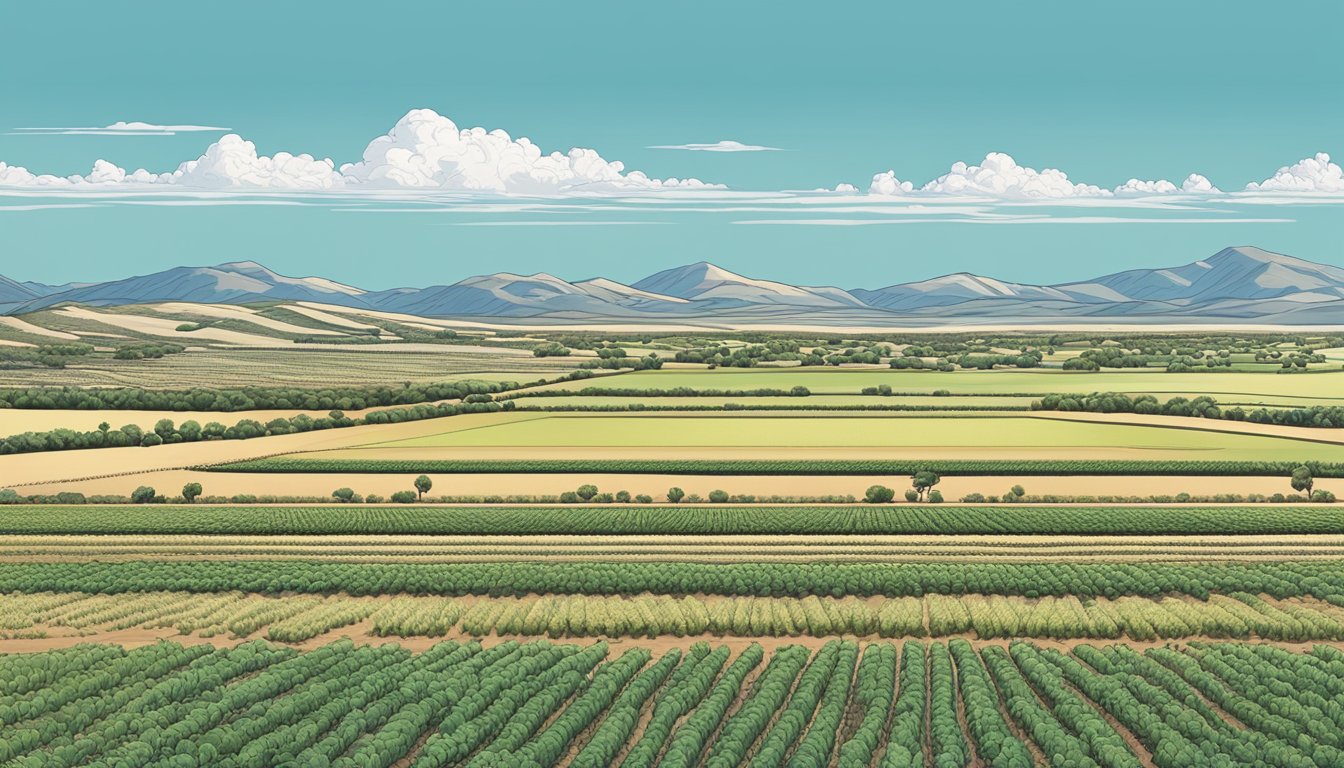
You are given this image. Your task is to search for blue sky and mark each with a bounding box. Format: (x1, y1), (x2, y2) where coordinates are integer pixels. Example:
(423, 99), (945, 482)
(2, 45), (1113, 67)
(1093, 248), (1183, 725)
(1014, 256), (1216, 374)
(1, 0), (1340, 289)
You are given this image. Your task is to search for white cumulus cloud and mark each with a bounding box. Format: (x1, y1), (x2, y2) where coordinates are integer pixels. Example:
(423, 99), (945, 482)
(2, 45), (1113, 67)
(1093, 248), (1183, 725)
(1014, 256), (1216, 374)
(164, 134), (343, 189)
(342, 109), (712, 194)
(647, 140), (782, 152)
(867, 153), (1110, 198)
(868, 171), (915, 196)
(1245, 153), (1343, 193)
(1114, 173), (1220, 195)
(920, 153), (1110, 198)
(0, 109), (716, 195)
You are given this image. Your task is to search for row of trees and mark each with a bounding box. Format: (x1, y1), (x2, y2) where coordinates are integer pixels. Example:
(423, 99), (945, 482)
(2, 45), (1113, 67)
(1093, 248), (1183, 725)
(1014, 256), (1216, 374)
(1033, 390), (1344, 429)
(0, 400), (506, 458)
(0, 378), (515, 412)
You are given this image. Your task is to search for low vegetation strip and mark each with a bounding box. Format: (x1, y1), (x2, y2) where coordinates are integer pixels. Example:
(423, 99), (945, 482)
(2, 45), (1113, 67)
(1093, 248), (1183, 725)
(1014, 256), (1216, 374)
(207, 457), (1344, 476)
(14, 533), (1344, 564)
(5, 638), (1344, 767)
(8, 590), (1344, 643)
(10, 504), (1344, 536)
(3, 560), (1344, 601)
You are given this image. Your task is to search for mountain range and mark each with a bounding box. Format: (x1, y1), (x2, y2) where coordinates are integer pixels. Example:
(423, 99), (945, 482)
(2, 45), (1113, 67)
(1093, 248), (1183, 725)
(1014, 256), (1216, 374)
(5, 246), (1344, 325)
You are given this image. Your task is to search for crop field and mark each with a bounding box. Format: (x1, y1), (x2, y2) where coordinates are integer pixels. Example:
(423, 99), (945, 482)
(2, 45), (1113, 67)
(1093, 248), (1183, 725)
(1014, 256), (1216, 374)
(8, 590), (1344, 643)
(542, 366), (1344, 399)
(6, 638), (1344, 767)
(0, 345), (578, 389)
(7, 332), (1344, 765)
(367, 412), (1344, 463)
(11, 503), (1344, 536)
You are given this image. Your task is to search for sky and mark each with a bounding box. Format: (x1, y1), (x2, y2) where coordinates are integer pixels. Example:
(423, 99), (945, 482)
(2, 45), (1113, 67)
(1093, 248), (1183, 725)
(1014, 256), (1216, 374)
(1, 0), (1341, 290)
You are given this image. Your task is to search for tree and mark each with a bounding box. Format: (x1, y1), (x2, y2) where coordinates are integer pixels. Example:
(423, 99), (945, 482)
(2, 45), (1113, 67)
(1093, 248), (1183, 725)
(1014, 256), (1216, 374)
(414, 475), (433, 500)
(1291, 465), (1314, 494)
(667, 487), (685, 503)
(1010, 484), (1025, 498)
(182, 482), (203, 503)
(130, 486), (157, 504)
(332, 487), (356, 503)
(577, 484), (599, 501)
(865, 485), (896, 504)
(911, 470), (941, 501)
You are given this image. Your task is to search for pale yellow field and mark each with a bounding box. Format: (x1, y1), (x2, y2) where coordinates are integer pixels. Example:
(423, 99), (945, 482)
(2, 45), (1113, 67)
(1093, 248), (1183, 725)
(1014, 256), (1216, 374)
(17, 469), (1341, 501)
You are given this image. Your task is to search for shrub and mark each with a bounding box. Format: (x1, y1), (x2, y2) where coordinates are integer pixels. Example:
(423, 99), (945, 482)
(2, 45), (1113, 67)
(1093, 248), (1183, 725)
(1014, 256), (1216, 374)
(389, 491), (418, 504)
(332, 488), (356, 503)
(667, 487), (685, 503)
(635, 494), (653, 504)
(708, 490), (730, 503)
(864, 485), (896, 504)
(577, 484), (599, 501)
(365, 494), (384, 503)
(615, 490), (632, 503)
(1312, 489), (1337, 503)
(130, 486), (157, 504)
(928, 490), (944, 503)
(904, 489), (920, 502)
(559, 491), (580, 503)
(961, 493), (986, 502)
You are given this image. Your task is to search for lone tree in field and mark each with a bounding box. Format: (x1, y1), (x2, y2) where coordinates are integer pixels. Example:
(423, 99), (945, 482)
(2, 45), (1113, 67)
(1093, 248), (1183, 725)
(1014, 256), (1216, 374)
(414, 475), (433, 500)
(865, 485), (896, 504)
(1291, 465), (1314, 495)
(911, 470), (941, 502)
(667, 487), (685, 503)
(182, 482), (203, 504)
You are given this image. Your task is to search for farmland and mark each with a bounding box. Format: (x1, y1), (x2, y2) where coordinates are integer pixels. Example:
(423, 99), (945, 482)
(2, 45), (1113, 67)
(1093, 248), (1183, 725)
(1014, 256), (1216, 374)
(5, 327), (1344, 764)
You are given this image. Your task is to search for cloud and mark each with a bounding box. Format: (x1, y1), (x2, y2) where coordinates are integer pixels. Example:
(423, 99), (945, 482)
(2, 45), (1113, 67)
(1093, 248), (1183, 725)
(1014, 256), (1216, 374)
(1245, 153), (1344, 193)
(11, 121), (231, 136)
(343, 110), (713, 194)
(867, 153), (1110, 198)
(647, 140), (782, 152)
(165, 135), (343, 189)
(929, 153), (1110, 198)
(0, 110), (718, 195)
(1114, 173), (1219, 195)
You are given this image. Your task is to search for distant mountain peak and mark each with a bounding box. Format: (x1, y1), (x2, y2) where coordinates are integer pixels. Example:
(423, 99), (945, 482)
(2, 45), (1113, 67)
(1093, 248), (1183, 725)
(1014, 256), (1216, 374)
(2, 246), (1342, 324)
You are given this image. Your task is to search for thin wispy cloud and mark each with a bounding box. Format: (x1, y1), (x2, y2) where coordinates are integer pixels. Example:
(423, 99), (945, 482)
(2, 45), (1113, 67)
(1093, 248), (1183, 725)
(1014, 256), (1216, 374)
(647, 140), (783, 152)
(10, 121), (231, 136)
(733, 216), (1295, 226)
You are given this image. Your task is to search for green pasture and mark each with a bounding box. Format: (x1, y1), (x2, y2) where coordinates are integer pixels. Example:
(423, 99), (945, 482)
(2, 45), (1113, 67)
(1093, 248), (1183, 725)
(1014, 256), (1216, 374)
(550, 367), (1344, 399)
(371, 412), (1344, 462)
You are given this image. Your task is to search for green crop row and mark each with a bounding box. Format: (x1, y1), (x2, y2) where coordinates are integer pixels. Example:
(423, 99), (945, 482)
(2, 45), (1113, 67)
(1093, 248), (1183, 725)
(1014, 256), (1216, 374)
(8, 639), (1344, 767)
(7, 503), (1344, 536)
(1, 559), (1343, 600)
